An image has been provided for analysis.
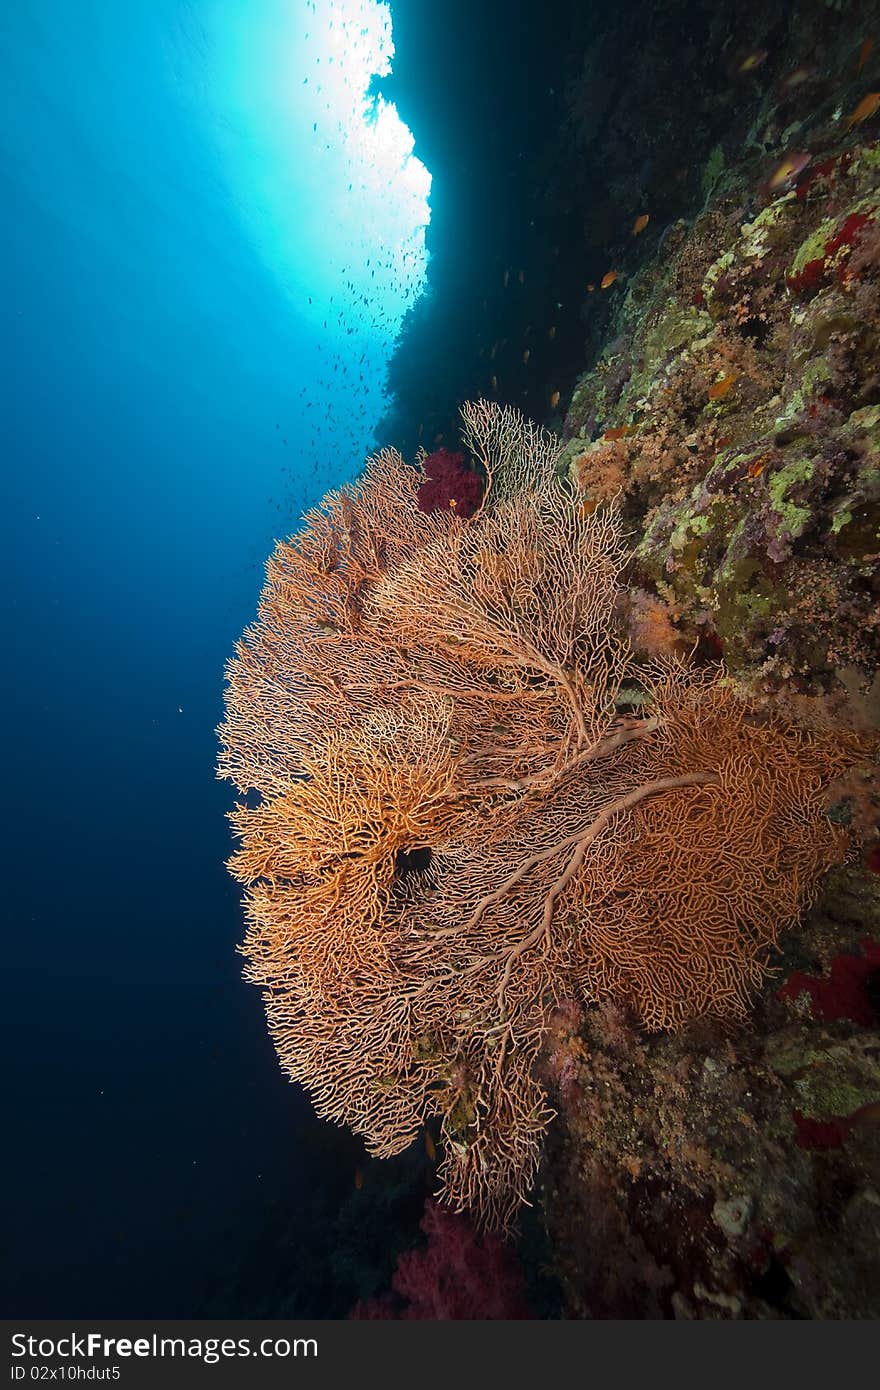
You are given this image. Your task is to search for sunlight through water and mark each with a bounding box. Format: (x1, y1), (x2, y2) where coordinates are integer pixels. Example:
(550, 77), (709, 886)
(197, 0), (431, 479)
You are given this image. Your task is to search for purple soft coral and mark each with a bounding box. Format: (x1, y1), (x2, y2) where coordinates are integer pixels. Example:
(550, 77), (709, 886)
(351, 1200), (531, 1320)
(417, 447), (484, 518)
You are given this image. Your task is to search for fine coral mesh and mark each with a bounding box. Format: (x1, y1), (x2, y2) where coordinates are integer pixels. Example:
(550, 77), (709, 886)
(218, 401), (867, 1229)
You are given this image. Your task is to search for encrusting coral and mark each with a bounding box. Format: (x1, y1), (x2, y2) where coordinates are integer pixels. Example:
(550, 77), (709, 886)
(217, 400), (871, 1229)
(562, 134), (880, 712)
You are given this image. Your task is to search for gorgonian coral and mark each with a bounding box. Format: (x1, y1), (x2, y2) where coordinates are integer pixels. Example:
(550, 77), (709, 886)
(218, 402), (870, 1228)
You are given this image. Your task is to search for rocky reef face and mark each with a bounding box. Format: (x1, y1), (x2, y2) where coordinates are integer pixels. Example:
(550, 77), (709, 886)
(538, 869), (880, 1319)
(564, 141), (880, 729)
(367, 0), (880, 1318)
(538, 2), (880, 1318)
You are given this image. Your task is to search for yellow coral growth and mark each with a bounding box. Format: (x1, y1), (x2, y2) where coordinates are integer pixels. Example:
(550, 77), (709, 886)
(218, 401), (867, 1229)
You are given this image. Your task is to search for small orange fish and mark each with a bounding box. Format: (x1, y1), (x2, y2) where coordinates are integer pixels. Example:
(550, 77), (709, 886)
(600, 269), (618, 289)
(766, 151), (811, 191)
(603, 425), (633, 440)
(522, 348), (530, 365)
(780, 64), (814, 93)
(550, 389), (560, 409)
(739, 49), (767, 74)
(747, 452), (770, 478)
(424, 1129), (436, 1161)
(857, 37), (874, 73)
(846, 91), (880, 128)
(708, 374), (736, 400)
(547, 325), (557, 340)
(632, 213), (650, 236)
(448, 498), (457, 511)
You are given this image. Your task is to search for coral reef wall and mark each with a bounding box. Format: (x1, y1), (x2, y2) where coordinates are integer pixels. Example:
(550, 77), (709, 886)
(373, 0), (880, 1318)
(563, 118), (880, 726)
(219, 0), (880, 1317)
(528, 0), (880, 1318)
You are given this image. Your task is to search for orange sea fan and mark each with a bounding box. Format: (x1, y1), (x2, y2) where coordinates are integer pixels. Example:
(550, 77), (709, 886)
(217, 401), (870, 1229)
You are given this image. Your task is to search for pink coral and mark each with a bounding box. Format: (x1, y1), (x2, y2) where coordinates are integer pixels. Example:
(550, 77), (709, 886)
(351, 1200), (531, 1319)
(792, 1110), (847, 1150)
(777, 938), (880, 1026)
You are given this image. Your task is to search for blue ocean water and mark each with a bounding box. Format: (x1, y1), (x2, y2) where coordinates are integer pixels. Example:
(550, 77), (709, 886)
(2, 0), (428, 1315)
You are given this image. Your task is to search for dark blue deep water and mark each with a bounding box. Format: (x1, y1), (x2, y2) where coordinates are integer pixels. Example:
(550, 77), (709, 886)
(2, 0), (429, 1317)
(3, 0), (579, 1319)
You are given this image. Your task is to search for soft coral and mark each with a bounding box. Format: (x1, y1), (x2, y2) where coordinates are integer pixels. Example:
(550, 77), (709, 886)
(417, 447), (484, 518)
(777, 938), (880, 1026)
(351, 1200), (531, 1319)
